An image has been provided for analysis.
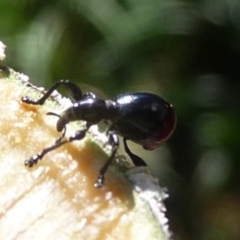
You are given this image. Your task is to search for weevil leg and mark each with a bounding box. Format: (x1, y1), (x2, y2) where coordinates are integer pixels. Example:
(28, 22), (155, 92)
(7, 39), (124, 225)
(94, 131), (119, 188)
(123, 138), (147, 167)
(25, 128), (88, 167)
(25, 138), (69, 167)
(22, 80), (83, 105)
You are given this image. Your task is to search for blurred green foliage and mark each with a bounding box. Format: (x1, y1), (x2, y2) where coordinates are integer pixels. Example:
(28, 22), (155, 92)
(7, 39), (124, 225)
(1, 0), (240, 239)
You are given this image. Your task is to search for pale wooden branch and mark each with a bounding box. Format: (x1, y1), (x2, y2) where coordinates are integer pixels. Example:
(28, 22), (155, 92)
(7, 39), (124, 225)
(0, 41), (171, 240)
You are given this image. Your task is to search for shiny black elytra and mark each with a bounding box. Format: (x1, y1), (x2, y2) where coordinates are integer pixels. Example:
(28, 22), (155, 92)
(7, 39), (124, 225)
(22, 80), (176, 188)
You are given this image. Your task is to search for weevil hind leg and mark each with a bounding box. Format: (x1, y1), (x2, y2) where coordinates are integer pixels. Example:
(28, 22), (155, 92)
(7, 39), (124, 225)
(123, 138), (147, 167)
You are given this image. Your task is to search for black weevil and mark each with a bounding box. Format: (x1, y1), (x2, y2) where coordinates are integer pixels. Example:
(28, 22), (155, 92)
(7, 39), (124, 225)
(22, 80), (176, 188)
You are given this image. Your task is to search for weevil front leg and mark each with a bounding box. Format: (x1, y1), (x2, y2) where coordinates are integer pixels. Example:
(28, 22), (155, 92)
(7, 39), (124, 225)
(25, 127), (88, 167)
(22, 80), (83, 105)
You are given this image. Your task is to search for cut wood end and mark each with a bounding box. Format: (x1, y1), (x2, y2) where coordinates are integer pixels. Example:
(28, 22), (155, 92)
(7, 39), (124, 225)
(0, 65), (171, 239)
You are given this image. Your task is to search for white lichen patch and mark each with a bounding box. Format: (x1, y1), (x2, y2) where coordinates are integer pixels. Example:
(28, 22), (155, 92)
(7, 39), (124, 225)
(0, 41), (6, 61)
(126, 167), (172, 239)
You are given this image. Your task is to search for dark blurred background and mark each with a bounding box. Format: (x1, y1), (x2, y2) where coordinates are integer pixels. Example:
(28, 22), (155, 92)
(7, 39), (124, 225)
(1, 1), (240, 239)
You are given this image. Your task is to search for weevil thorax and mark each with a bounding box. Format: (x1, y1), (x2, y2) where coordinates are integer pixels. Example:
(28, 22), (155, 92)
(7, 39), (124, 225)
(56, 97), (117, 131)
